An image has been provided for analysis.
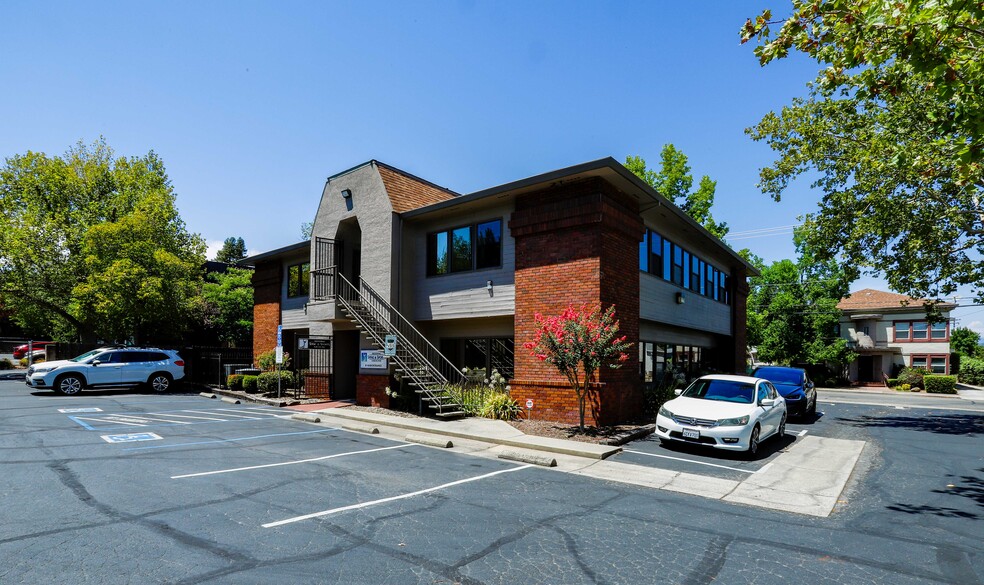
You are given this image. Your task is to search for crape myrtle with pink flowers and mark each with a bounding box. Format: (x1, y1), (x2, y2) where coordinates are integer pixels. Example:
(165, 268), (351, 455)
(524, 303), (633, 430)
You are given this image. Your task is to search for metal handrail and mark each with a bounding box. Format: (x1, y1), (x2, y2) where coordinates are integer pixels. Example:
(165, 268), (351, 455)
(310, 266), (335, 301)
(334, 273), (465, 402)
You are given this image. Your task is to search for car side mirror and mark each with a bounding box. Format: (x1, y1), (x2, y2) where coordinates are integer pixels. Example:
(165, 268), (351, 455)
(91, 360), (101, 366)
(760, 398), (776, 407)
(674, 388), (683, 396)
(807, 382), (815, 390)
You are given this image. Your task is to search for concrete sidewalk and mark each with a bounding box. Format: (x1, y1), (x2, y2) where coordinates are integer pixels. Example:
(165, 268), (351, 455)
(306, 405), (865, 518)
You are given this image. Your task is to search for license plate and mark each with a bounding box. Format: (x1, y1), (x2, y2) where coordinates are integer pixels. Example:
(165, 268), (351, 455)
(682, 428), (700, 439)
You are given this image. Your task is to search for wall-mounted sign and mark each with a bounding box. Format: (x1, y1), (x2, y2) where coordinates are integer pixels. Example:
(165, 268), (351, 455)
(307, 338), (332, 350)
(360, 350), (388, 370)
(298, 338), (309, 350)
(384, 335), (397, 356)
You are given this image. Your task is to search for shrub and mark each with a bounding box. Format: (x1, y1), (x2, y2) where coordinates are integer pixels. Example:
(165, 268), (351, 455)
(885, 378), (899, 388)
(643, 379), (678, 417)
(442, 383), (485, 416)
(227, 374), (244, 390)
(0, 358), (13, 370)
(924, 375), (958, 394)
(897, 383), (911, 392)
(958, 356), (984, 385)
(242, 375), (258, 392)
(257, 349), (290, 372)
(257, 370), (295, 393)
(897, 367), (930, 389)
(479, 392), (521, 420)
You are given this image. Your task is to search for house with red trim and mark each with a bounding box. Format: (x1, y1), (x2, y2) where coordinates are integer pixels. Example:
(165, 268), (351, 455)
(837, 288), (956, 384)
(242, 158), (757, 425)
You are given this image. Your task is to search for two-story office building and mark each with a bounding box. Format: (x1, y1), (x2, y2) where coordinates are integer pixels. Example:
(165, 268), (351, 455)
(837, 288), (955, 384)
(244, 158), (756, 425)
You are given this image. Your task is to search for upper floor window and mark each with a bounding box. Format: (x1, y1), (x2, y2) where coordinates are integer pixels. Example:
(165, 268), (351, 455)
(894, 320), (949, 342)
(427, 219), (502, 276)
(638, 227), (731, 305)
(287, 262), (310, 297)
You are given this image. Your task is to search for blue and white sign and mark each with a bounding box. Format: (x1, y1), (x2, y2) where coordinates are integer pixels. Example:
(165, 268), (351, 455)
(276, 324), (283, 346)
(58, 408), (103, 413)
(383, 335), (397, 357)
(101, 432), (163, 444)
(360, 350), (388, 370)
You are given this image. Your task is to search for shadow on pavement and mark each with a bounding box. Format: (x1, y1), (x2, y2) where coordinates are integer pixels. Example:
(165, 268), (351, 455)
(836, 413), (983, 436)
(648, 432), (797, 463)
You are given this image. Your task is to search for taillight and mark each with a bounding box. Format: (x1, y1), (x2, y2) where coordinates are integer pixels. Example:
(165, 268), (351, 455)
(174, 360), (185, 367)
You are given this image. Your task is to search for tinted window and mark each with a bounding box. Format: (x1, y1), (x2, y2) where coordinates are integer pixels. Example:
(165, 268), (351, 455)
(450, 226), (472, 272)
(427, 231), (449, 276)
(753, 367), (804, 385)
(681, 379), (754, 404)
(475, 220), (501, 269)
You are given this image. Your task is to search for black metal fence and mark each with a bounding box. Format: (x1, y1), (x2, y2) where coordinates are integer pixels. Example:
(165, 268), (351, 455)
(180, 347), (253, 386)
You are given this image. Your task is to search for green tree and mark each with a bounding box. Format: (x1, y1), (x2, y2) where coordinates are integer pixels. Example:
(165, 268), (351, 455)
(951, 326), (982, 357)
(745, 236), (855, 368)
(741, 1), (984, 303)
(214, 237), (247, 264)
(0, 139), (205, 342)
(200, 266), (254, 346)
(300, 222), (313, 240)
(626, 145), (729, 239)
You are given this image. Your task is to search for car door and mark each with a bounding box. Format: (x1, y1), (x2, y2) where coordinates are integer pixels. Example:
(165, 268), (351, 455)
(88, 351), (125, 386)
(757, 381), (780, 436)
(766, 382), (783, 432)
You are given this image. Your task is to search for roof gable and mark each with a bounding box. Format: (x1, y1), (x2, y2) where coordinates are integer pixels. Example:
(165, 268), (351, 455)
(376, 163), (457, 213)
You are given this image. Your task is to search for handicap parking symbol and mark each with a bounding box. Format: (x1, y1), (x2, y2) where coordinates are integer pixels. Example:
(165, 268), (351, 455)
(101, 432), (163, 444)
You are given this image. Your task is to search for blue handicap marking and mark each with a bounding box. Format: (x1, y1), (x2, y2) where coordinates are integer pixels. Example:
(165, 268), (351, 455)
(101, 432), (163, 444)
(58, 408), (103, 413)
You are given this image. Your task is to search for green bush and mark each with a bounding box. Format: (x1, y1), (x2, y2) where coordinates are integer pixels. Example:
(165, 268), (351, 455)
(257, 370), (295, 393)
(958, 356), (984, 385)
(257, 349), (290, 372)
(924, 375), (958, 394)
(441, 383), (485, 415)
(479, 392), (521, 420)
(885, 378), (899, 388)
(227, 374), (244, 390)
(242, 375), (258, 392)
(897, 367), (930, 389)
(0, 358), (13, 370)
(897, 383), (911, 392)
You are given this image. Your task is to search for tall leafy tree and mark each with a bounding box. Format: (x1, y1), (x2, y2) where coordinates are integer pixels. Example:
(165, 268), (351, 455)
(0, 139), (205, 342)
(200, 266), (254, 346)
(626, 145), (729, 239)
(951, 326), (982, 358)
(744, 235), (855, 368)
(214, 237), (247, 264)
(741, 1), (984, 302)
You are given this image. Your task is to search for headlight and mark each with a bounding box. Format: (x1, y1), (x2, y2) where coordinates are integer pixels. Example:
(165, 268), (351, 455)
(31, 365), (58, 374)
(658, 405), (673, 418)
(717, 415), (750, 426)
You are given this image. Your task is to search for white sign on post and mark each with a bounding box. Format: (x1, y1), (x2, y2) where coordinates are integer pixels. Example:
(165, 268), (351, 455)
(526, 399), (534, 409)
(275, 346), (284, 365)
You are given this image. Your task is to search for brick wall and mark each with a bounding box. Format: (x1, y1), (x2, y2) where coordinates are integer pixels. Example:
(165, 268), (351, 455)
(356, 374), (390, 408)
(510, 178), (644, 426)
(252, 260), (282, 365)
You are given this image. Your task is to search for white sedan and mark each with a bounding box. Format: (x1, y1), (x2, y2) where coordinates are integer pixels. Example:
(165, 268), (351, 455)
(655, 374), (787, 456)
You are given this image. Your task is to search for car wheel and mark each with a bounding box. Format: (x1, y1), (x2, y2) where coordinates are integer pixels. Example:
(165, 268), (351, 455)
(746, 425), (761, 456)
(778, 414), (786, 438)
(148, 372), (172, 393)
(808, 396), (817, 417)
(56, 374), (84, 396)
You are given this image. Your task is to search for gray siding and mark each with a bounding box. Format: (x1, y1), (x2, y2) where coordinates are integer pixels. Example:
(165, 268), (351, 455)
(403, 203), (516, 321)
(640, 274), (732, 336)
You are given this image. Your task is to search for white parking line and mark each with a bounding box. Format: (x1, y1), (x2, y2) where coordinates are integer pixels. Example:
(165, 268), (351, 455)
(180, 410), (261, 420)
(798, 429), (809, 437)
(171, 444), (413, 479)
(262, 464), (534, 528)
(623, 449), (758, 474)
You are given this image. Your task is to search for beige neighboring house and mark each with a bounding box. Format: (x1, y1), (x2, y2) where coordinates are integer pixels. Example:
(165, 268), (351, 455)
(837, 288), (956, 385)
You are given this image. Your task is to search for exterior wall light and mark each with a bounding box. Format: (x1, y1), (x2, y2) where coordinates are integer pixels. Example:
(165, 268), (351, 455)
(486, 280), (494, 297)
(676, 292), (685, 305)
(340, 189), (352, 199)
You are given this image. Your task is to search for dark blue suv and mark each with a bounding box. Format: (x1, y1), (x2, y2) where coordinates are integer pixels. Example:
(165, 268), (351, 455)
(751, 366), (817, 419)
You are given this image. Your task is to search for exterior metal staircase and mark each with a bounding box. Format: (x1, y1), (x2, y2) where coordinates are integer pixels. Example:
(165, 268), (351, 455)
(334, 273), (467, 418)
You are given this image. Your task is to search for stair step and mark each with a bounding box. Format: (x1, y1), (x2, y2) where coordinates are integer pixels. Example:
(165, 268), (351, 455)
(434, 410), (465, 418)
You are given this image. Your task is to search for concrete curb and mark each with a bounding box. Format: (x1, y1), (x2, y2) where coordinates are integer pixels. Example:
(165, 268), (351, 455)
(604, 424), (656, 446)
(498, 449), (557, 467)
(199, 392), (217, 399)
(405, 433), (453, 448)
(291, 413), (321, 423)
(342, 423), (379, 435)
(205, 387), (292, 408)
(220, 397), (241, 404)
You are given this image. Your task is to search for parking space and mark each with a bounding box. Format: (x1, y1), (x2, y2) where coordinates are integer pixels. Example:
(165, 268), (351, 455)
(613, 410), (831, 481)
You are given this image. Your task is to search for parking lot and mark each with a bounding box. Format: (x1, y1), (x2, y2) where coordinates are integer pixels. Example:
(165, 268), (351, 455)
(3, 379), (983, 584)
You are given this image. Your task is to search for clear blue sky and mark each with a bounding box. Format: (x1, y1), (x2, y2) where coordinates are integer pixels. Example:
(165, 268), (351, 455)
(3, 1), (981, 332)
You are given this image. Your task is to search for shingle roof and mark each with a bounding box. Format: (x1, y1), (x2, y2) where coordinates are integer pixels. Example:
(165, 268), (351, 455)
(376, 163), (458, 213)
(837, 288), (955, 311)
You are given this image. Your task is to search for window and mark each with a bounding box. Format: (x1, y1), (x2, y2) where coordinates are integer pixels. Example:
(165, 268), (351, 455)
(894, 321), (947, 342)
(672, 244), (684, 286)
(440, 336), (514, 379)
(910, 354), (948, 374)
(689, 255), (701, 293)
(662, 238), (672, 280)
(639, 231), (649, 273)
(637, 228), (731, 304)
(427, 219), (502, 276)
(651, 232), (663, 278)
(288, 262), (310, 297)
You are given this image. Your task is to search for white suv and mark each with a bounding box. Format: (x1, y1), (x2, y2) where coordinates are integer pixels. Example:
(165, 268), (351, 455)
(26, 347), (185, 395)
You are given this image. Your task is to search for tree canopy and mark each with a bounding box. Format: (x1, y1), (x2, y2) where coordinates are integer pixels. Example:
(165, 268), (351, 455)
(626, 144), (729, 239)
(741, 1), (984, 302)
(214, 237), (247, 264)
(0, 139), (205, 342)
(951, 326), (982, 357)
(200, 266), (254, 346)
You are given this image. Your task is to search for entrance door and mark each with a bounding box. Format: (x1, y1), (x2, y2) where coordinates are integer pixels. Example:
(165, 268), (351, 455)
(857, 356), (874, 382)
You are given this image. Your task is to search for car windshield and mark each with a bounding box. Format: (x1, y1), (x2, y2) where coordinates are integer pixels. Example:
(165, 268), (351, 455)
(681, 379), (754, 404)
(754, 367), (803, 385)
(70, 349), (108, 362)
